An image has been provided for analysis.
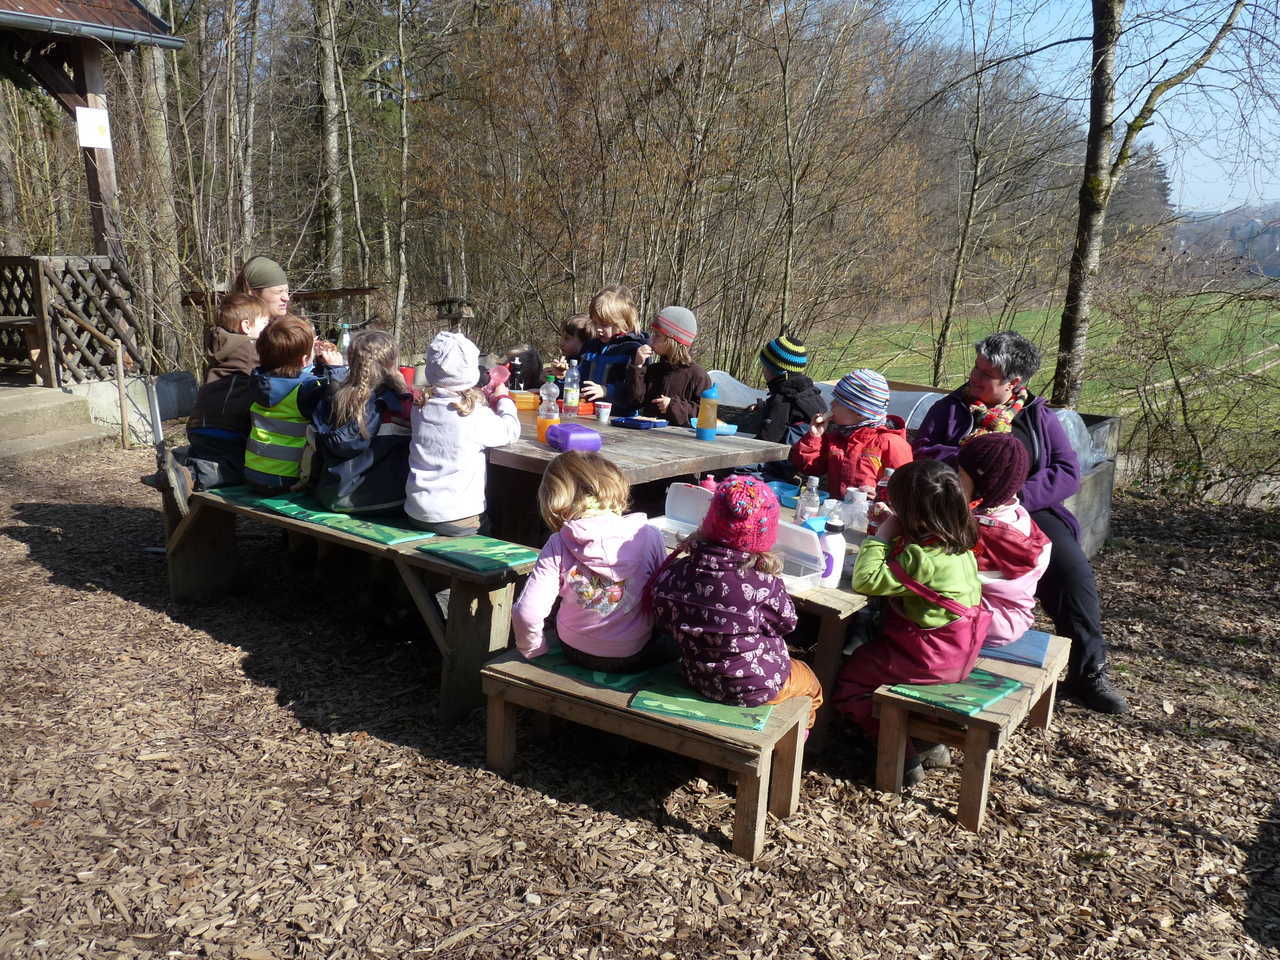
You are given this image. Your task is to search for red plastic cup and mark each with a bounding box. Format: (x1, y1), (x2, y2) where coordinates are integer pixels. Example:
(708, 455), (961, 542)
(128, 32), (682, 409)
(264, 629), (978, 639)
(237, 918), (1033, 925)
(399, 366), (416, 385)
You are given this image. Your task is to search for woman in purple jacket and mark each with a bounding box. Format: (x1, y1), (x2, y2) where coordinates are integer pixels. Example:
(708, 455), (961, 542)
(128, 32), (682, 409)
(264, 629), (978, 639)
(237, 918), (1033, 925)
(913, 331), (1129, 714)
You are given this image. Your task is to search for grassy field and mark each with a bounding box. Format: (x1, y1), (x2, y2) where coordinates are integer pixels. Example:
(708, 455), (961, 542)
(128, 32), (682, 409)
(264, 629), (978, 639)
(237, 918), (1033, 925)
(802, 294), (1280, 415)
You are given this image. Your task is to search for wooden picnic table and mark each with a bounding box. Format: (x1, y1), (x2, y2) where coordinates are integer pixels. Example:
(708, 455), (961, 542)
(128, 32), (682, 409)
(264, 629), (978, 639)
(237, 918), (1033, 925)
(486, 408), (790, 547)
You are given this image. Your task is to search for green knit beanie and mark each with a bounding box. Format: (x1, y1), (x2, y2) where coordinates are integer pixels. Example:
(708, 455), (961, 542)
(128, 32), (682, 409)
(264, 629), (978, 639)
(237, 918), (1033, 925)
(241, 256), (288, 290)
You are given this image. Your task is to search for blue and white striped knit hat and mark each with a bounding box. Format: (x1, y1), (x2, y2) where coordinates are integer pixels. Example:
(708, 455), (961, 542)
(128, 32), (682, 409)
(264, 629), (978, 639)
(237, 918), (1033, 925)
(832, 368), (890, 427)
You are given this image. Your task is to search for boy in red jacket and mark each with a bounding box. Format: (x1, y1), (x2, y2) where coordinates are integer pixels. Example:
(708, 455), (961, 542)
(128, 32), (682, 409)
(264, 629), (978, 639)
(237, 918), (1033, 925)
(789, 368), (912, 497)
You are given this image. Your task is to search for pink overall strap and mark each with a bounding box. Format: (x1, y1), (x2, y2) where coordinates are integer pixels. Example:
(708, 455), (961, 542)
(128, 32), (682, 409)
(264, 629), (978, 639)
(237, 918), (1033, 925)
(888, 557), (976, 619)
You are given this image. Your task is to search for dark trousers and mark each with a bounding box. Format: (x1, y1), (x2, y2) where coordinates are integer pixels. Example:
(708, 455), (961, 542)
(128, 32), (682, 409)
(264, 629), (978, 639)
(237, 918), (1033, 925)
(1032, 508), (1108, 682)
(180, 435), (245, 490)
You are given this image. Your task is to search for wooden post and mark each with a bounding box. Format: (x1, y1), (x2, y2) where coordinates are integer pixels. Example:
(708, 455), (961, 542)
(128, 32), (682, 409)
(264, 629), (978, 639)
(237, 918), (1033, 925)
(441, 580), (513, 726)
(73, 41), (125, 263)
(167, 501), (238, 603)
(114, 341), (129, 449)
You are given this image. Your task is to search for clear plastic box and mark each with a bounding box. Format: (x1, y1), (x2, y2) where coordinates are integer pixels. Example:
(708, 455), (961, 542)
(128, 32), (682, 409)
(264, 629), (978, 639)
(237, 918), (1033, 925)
(646, 483), (825, 591)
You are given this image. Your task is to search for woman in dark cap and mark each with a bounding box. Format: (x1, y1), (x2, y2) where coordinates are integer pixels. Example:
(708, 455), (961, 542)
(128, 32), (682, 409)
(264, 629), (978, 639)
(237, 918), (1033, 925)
(914, 330), (1129, 715)
(233, 255), (291, 319)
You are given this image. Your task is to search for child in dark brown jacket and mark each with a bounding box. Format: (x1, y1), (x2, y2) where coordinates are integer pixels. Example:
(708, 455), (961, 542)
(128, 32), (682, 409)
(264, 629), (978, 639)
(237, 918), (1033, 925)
(622, 305), (710, 428)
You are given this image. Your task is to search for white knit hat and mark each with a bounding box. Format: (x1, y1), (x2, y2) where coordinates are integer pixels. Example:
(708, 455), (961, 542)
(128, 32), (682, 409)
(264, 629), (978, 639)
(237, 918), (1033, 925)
(425, 331), (480, 391)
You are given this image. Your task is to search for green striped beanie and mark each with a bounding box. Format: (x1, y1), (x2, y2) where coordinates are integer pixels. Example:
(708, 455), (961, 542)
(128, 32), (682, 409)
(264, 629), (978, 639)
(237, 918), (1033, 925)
(760, 335), (808, 374)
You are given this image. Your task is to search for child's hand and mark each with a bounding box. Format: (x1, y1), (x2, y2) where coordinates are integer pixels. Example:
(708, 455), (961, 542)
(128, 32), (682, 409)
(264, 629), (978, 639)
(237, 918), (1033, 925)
(875, 511), (901, 542)
(318, 346), (344, 366)
(633, 344), (653, 365)
(547, 356), (569, 378)
(581, 381), (605, 402)
(653, 395), (671, 413)
(809, 414), (827, 437)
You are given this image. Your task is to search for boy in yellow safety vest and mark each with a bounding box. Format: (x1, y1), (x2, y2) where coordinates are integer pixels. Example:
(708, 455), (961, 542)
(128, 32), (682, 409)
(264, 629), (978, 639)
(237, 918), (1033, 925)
(244, 316), (345, 492)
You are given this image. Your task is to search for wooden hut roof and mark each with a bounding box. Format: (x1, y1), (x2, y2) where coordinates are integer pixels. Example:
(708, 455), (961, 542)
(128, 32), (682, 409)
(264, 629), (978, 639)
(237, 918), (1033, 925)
(0, 0), (182, 49)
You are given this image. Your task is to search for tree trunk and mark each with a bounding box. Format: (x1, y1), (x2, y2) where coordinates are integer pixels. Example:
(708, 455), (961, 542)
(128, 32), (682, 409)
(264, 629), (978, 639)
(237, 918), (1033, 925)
(1053, 0), (1244, 406)
(138, 0), (183, 368)
(393, 0), (409, 342)
(237, 0), (260, 255)
(318, 0), (343, 284)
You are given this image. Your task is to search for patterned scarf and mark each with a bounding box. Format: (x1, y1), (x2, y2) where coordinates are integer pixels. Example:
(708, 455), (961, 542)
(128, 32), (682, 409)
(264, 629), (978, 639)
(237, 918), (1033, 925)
(962, 386), (1027, 444)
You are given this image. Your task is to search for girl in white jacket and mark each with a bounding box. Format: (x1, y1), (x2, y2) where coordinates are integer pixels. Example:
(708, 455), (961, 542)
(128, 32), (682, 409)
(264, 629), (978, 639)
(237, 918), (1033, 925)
(405, 331), (520, 535)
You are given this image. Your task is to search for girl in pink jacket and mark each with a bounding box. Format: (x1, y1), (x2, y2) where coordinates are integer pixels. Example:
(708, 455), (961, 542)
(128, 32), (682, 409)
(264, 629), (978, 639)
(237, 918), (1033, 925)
(513, 451), (669, 671)
(956, 434), (1052, 646)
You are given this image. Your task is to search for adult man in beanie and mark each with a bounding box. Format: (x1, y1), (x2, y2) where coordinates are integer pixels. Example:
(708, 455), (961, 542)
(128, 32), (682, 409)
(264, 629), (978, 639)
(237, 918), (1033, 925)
(623, 305), (710, 427)
(233, 255), (291, 318)
(743, 333), (826, 446)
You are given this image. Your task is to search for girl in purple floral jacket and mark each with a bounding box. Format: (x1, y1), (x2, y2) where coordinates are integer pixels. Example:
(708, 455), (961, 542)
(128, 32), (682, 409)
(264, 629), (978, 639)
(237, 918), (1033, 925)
(650, 475), (824, 729)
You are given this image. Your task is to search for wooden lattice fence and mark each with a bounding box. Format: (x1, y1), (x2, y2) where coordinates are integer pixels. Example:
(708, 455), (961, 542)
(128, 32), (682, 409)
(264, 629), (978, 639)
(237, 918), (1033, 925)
(0, 255), (147, 385)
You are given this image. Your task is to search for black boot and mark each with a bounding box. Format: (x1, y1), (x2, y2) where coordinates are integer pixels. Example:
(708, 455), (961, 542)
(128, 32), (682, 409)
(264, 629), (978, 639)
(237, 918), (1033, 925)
(1063, 671), (1130, 714)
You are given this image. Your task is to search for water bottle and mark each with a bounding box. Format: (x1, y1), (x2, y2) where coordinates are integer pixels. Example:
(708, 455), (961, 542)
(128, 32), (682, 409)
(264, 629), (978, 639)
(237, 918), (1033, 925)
(819, 516), (847, 588)
(840, 488), (869, 533)
(336, 322), (352, 360)
(695, 383), (719, 441)
(794, 476), (822, 523)
(865, 468), (895, 537)
(563, 359), (581, 412)
(537, 375), (560, 443)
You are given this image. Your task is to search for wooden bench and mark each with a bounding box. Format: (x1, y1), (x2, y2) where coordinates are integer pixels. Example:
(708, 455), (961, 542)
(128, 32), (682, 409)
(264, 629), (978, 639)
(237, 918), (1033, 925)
(481, 651), (810, 860)
(166, 490), (536, 724)
(872, 633), (1070, 832)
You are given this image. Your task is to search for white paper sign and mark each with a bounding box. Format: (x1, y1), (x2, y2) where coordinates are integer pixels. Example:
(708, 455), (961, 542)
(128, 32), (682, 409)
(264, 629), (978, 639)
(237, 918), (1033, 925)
(75, 107), (112, 150)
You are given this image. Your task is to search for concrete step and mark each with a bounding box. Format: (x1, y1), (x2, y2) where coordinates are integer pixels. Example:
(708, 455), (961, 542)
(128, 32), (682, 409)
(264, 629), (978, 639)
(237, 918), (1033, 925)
(0, 385), (95, 441)
(0, 422), (115, 462)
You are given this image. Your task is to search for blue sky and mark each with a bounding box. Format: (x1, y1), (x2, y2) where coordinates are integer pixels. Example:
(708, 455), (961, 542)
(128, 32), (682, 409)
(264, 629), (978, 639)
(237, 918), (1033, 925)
(897, 0), (1280, 212)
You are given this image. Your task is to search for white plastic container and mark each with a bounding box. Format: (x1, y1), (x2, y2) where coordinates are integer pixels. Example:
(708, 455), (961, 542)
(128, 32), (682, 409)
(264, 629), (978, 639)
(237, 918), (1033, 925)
(646, 483), (826, 592)
(818, 517), (847, 588)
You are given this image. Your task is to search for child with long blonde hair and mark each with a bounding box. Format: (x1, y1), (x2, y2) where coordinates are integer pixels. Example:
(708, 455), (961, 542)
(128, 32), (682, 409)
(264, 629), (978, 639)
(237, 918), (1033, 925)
(649, 476), (824, 729)
(307, 329), (412, 513)
(405, 331), (519, 535)
(578, 285), (649, 414)
(513, 451), (669, 670)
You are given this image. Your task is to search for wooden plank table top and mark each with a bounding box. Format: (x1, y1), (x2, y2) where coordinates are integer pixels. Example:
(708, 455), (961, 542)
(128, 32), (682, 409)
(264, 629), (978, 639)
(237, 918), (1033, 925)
(487, 409), (791, 483)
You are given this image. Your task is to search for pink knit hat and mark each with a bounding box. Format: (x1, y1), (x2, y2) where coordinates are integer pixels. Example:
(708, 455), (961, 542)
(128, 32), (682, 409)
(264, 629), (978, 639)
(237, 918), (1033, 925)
(700, 475), (780, 554)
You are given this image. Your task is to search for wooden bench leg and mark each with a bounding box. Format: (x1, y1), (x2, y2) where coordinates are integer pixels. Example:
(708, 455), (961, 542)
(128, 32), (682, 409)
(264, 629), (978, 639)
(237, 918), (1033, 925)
(486, 693), (518, 774)
(1028, 682), (1057, 732)
(732, 758), (772, 861)
(875, 703), (909, 793)
(958, 725), (995, 832)
(806, 614), (845, 753)
(167, 502), (237, 603)
(440, 580), (514, 726)
(393, 558), (448, 656)
(767, 713), (804, 819)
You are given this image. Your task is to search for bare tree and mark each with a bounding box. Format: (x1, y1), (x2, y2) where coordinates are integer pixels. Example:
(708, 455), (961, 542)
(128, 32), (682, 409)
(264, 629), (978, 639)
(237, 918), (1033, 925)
(1052, 0), (1246, 407)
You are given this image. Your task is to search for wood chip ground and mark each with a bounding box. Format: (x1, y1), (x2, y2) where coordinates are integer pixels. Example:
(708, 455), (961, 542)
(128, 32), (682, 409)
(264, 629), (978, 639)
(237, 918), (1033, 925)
(1, 437), (1277, 959)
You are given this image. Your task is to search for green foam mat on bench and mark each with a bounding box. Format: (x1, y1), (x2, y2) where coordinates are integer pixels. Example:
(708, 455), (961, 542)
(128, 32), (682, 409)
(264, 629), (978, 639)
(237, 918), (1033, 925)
(202, 485), (436, 545)
(415, 535), (539, 572)
(630, 675), (774, 731)
(535, 649), (673, 692)
(533, 651), (773, 730)
(889, 668), (1022, 717)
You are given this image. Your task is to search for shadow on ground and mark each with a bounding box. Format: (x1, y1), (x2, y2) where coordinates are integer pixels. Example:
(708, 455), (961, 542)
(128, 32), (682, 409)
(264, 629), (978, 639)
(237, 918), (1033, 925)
(1246, 798), (1280, 949)
(2, 498), (716, 847)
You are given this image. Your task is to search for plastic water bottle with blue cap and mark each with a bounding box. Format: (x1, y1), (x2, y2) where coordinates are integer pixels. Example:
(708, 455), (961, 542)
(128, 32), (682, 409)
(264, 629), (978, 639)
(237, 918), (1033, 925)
(695, 383), (719, 441)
